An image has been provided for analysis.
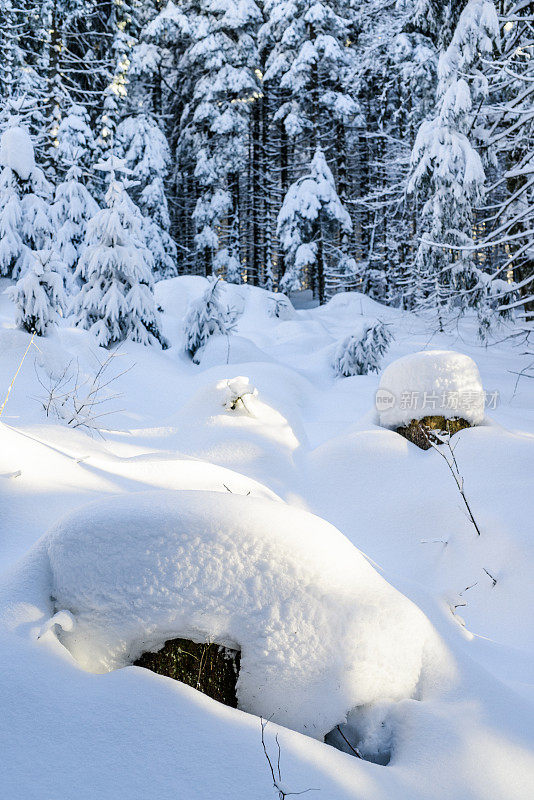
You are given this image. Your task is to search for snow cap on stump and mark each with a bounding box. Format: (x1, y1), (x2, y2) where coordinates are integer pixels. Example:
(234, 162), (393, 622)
(45, 490), (441, 740)
(377, 350), (485, 429)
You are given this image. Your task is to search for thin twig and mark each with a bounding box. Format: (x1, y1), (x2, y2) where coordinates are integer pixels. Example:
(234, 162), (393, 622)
(335, 726), (363, 759)
(418, 425), (482, 536)
(260, 718), (319, 799)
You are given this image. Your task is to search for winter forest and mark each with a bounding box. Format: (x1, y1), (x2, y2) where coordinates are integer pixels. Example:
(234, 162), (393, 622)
(0, 2), (534, 800)
(1, 0), (532, 330)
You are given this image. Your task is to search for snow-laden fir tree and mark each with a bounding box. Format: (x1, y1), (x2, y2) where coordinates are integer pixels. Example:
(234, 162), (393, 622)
(350, 2), (438, 305)
(72, 155), (166, 348)
(408, 0), (500, 320)
(277, 148), (355, 301)
(115, 114), (177, 276)
(412, 0), (467, 49)
(53, 164), (100, 280)
(10, 248), (67, 336)
(0, 1), (27, 103)
(0, 123), (55, 279)
(55, 104), (96, 177)
(480, 3), (534, 320)
(183, 277), (235, 360)
(332, 320), (393, 377)
(260, 0), (359, 147)
(178, 0), (262, 278)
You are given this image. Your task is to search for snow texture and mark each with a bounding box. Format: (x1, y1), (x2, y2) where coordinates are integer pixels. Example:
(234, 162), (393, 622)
(378, 349), (485, 428)
(46, 489), (439, 739)
(0, 126), (35, 181)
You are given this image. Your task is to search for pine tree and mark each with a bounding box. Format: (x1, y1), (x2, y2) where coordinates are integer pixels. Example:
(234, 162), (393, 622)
(350, 2), (438, 305)
(72, 155), (165, 348)
(479, 2), (534, 320)
(408, 0), (500, 318)
(178, 0), (263, 277)
(55, 104), (96, 177)
(183, 277), (235, 359)
(277, 148), (354, 301)
(115, 114), (177, 276)
(53, 165), (100, 279)
(332, 320), (393, 377)
(261, 0), (358, 148)
(0, 123), (55, 278)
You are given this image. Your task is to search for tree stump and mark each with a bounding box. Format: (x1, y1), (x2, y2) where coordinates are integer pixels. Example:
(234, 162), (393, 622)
(396, 416), (471, 450)
(134, 637), (241, 708)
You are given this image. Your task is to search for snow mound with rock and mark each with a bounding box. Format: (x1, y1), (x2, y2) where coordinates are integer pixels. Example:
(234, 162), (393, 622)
(378, 350), (485, 428)
(46, 490), (442, 739)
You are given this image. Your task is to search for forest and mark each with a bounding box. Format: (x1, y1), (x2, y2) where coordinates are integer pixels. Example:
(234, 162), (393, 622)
(1, 0), (532, 330)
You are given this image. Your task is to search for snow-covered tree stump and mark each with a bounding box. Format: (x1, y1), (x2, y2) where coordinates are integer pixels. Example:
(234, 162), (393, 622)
(377, 351), (485, 451)
(396, 416), (471, 451)
(134, 637), (241, 708)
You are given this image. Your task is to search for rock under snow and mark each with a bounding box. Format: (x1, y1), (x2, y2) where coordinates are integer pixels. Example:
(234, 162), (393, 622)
(0, 126), (35, 181)
(46, 490), (440, 739)
(378, 350), (485, 429)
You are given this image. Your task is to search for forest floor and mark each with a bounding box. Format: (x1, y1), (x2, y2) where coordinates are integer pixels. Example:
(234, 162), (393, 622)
(0, 276), (533, 799)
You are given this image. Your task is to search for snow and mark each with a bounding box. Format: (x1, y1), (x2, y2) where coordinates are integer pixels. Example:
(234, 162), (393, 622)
(44, 489), (440, 739)
(378, 350), (485, 428)
(0, 278), (533, 799)
(196, 334), (274, 368)
(0, 126), (35, 181)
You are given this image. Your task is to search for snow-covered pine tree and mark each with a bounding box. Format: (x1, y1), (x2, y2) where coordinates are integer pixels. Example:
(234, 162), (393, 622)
(115, 114), (177, 276)
(53, 164), (100, 280)
(0, 1), (26, 103)
(72, 155), (165, 348)
(332, 320), (393, 377)
(92, 1), (142, 197)
(479, 2), (534, 321)
(55, 104), (96, 178)
(0, 123), (55, 278)
(349, 1), (438, 305)
(138, 1), (198, 270)
(407, 0), (500, 320)
(412, 0), (467, 49)
(260, 0), (358, 148)
(178, 0), (262, 278)
(10, 248), (67, 336)
(277, 148), (355, 301)
(183, 277), (235, 360)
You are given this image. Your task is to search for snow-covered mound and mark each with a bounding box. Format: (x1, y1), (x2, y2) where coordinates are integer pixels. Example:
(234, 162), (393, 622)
(46, 490), (441, 739)
(378, 350), (485, 429)
(0, 126), (35, 180)
(195, 334), (274, 368)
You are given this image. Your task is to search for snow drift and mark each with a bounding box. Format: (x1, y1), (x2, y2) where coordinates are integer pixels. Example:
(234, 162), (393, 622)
(46, 490), (442, 739)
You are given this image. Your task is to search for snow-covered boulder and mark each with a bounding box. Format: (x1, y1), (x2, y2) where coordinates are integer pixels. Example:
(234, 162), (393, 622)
(46, 490), (440, 739)
(377, 350), (485, 430)
(0, 126), (35, 181)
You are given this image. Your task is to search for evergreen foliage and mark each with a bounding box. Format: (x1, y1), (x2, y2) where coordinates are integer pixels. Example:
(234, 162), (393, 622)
(0, 0), (531, 333)
(10, 248), (67, 335)
(183, 278), (236, 359)
(72, 157), (166, 348)
(333, 320), (393, 377)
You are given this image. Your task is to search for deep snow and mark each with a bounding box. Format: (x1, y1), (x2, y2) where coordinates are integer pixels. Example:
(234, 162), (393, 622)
(0, 276), (533, 799)
(45, 490), (441, 739)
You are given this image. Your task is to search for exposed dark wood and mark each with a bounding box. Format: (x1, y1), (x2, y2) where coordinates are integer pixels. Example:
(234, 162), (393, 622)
(134, 637), (241, 708)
